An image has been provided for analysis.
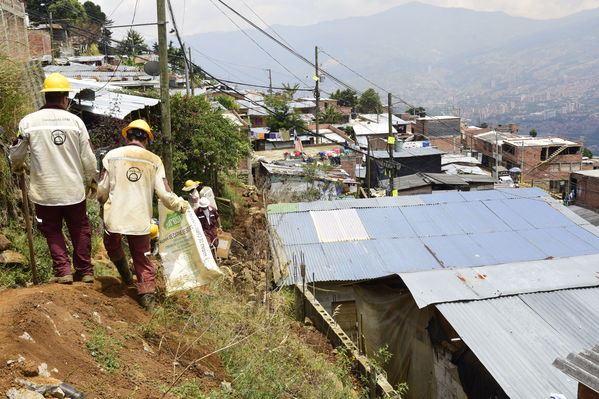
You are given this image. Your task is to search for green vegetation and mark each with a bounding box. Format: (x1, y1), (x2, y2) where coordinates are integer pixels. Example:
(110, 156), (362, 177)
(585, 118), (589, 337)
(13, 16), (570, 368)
(264, 95), (307, 132)
(583, 147), (593, 158)
(144, 283), (360, 398)
(529, 128), (538, 137)
(331, 89), (358, 109)
(356, 88), (382, 114)
(86, 326), (122, 371)
(215, 95), (240, 112)
(405, 106), (426, 117)
(320, 106), (343, 124)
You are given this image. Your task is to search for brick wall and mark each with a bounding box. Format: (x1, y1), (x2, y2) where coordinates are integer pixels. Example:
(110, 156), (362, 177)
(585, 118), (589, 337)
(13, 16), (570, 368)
(572, 173), (599, 209)
(28, 29), (51, 58)
(503, 146), (582, 183)
(0, 0), (29, 60)
(430, 136), (460, 153)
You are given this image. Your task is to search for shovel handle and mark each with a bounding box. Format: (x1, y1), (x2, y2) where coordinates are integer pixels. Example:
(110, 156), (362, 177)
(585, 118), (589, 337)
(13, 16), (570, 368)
(18, 174), (38, 284)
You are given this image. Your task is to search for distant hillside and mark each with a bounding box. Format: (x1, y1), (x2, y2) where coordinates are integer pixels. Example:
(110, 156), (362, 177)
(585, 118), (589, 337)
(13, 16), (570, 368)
(185, 2), (599, 141)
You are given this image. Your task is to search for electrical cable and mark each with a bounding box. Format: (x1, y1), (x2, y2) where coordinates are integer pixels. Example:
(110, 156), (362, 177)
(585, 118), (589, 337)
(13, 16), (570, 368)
(206, 0), (311, 89)
(131, 0), (141, 26)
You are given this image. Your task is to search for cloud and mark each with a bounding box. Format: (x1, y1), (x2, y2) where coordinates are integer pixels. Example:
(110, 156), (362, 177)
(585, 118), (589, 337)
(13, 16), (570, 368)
(93, 0), (599, 41)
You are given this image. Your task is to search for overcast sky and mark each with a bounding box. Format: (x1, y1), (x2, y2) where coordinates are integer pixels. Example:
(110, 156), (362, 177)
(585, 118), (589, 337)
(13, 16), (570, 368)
(95, 0), (599, 41)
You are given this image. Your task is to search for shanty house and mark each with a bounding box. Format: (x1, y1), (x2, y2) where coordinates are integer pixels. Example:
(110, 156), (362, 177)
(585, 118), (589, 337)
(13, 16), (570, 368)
(366, 147), (444, 187)
(267, 188), (599, 399)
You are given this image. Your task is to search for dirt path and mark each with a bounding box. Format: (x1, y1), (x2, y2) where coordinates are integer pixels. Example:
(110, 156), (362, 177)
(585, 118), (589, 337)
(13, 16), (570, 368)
(0, 278), (224, 398)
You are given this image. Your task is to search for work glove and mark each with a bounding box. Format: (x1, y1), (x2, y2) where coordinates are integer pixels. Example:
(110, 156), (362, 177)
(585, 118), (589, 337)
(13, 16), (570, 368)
(178, 199), (189, 213)
(87, 181), (98, 199)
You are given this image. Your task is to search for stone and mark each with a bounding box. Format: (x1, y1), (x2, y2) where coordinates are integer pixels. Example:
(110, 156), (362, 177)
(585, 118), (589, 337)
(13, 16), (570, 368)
(203, 371), (215, 378)
(6, 388), (44, 399)
(0, 250), (28, 265)
(0, 234), (11, 251)
(220, 381), (232, 391)
(37, 363), (50, 377)
(48, 387), (65, 398)
(21, 360), (39, 377)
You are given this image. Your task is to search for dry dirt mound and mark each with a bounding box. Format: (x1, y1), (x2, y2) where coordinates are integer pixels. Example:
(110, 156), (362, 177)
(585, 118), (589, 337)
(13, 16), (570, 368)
(0, 277), (225, 398)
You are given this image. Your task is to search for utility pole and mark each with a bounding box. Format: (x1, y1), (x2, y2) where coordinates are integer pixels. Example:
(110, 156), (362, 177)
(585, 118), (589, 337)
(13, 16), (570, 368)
(49, 11), (54, 64)
(314, 46), (320, 144)
(494, 130), (499, 180)
(266, 68), (273, 95)
(184, 46), (190, 97)
(189, 46), (194, 96)
(388, 93), (395, 196)
(157, 0), (173, 185)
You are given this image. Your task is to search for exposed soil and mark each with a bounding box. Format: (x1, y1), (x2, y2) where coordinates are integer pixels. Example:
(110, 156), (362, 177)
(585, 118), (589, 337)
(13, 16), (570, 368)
(0, 278), (224, 398)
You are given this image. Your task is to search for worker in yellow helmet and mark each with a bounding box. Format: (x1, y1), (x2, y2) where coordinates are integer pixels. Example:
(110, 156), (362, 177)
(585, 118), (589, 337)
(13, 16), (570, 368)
(97, 119), (188, 311)
(182, 179), (203, 211)
(9, 72), (97, 284)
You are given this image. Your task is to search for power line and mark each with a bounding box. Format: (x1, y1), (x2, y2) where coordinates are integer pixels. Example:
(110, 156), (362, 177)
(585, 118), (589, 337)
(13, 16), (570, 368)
(206, 0), (310, 89)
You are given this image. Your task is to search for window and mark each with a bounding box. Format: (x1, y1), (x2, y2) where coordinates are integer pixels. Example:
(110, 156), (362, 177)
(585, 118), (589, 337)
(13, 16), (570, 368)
(571, 163), (581, 171)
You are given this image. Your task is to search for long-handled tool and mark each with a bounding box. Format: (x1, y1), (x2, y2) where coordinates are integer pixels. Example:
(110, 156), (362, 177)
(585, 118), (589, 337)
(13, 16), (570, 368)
(18, 174), (38, 284)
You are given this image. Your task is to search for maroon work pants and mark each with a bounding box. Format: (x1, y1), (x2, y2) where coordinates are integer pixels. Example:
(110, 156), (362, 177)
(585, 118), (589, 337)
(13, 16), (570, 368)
(35, 200), (93, 278)
(103, 231), (155, 294)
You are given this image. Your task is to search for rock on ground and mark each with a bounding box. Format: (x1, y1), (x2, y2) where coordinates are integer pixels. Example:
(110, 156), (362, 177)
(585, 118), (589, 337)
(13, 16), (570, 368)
(6, 388), (44, 399)
(0, 234), (11, 251)
(0, 250), (28, 265)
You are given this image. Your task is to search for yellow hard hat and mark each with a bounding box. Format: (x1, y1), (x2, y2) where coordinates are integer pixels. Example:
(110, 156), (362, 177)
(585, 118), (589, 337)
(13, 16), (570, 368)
(182, 180), (202, 191)
(41, 73), (73, 93)
(150, 223), (159, 239)
(121, 119), (154, 142)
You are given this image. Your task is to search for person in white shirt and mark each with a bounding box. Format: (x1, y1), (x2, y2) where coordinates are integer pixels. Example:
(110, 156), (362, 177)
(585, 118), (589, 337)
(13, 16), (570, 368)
(9, 73), (97, 284)
(97, 119), (187, 311)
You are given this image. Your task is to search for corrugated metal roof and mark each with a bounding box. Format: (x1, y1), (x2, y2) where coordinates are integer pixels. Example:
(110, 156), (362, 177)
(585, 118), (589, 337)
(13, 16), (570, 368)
(268, 188), (599, 285)
(401, 254), (599, 308)
(554, 345), (599, 393)
(371, 147), (445, 158)
(437, 287), (599, 399)
(310, 209), (370, 242)
(67, 79), (159, 119)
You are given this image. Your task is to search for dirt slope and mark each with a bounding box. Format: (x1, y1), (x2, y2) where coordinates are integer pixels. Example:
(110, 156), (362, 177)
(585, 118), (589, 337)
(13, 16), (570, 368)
(0, 278), (224, 398)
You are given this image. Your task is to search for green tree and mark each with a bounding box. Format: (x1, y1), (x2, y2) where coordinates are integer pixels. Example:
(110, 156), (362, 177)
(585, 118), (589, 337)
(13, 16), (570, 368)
(330, 89), (357, 108)
(48, 0), (86, 23)
(281, 82), (300, 100)
(216, 95), (240, 112)
(320, 106), (343, 124)
(480, 122), (489, 128)
(264, 96), (306, 132)
(405, 106), (426, 117)
(356, 88), (382, 114)
(117, 29), (149, 56)
(150, 94), (251, 189)
(582, 148), (593, 158)
(529, 128), (538, 137)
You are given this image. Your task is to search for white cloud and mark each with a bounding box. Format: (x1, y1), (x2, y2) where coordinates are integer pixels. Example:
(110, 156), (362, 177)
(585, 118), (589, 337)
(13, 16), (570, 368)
(93, 0), (599, 41)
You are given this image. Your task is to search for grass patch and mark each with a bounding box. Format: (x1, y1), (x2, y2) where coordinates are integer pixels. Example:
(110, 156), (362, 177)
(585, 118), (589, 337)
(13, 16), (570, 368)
(144, 282), (360, 399)
(86, 326), (122, 372)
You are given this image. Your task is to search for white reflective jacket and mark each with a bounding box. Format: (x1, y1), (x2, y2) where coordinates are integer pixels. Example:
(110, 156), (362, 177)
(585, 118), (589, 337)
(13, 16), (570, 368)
(9, 107), (97, 206)
(97, 145), (182, 235)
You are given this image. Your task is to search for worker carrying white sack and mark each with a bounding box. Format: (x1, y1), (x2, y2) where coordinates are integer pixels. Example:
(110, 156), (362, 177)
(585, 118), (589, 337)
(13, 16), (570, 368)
(97, 119), (188, 312)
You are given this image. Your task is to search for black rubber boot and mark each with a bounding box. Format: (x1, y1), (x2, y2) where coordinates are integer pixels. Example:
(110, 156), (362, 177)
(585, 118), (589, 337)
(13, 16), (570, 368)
(139, 293), (156, 312)
(113, 257), (134, 286)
